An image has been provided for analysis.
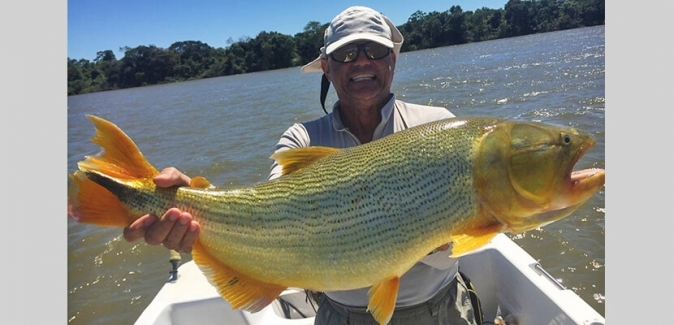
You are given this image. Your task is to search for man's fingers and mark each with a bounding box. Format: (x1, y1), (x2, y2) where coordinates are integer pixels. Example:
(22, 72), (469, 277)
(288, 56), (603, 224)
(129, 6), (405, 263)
(154, 167), (191, 187)
(144, 208), (182, 246)
(176, 221), (201, 252)
(161, 211), (192, 250)
(123, 215), (157, 242)
(121, 167), (196, 249)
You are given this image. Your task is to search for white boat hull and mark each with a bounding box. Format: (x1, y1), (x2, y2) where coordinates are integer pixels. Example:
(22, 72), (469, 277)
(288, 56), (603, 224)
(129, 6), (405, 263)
(136, 234), (605, 325)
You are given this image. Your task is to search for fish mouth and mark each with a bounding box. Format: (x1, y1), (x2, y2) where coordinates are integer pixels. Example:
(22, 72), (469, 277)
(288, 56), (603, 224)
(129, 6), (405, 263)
(569, 167), (605, 198)
(571, 168), (604, 184)
(567, 136), (605, 193)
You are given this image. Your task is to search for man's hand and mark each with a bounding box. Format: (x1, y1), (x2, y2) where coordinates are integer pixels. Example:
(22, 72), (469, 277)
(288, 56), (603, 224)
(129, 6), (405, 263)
(122, 168), (200, 252)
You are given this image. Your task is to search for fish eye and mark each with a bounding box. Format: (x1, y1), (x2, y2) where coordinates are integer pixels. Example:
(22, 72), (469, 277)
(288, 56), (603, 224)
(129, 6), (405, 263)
(562, 133), (572, 145)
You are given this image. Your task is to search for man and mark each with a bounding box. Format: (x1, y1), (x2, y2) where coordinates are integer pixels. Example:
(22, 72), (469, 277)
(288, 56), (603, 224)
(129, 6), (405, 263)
(123, 6), (482, 325)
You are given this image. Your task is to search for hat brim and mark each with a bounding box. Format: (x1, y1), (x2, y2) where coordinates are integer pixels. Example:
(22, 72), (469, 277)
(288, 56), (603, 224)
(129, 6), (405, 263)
(301, 14), (404, 74)
(301, 56), (324, 73)
(325, 34), (393, 55)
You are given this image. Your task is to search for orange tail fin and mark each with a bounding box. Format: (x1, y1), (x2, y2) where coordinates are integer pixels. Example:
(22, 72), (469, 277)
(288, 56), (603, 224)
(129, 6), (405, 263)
(68, 115), (159, 227)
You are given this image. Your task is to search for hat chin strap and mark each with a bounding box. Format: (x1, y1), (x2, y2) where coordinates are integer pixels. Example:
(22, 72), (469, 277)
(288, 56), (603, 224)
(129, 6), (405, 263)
(320, 74), (330, 114)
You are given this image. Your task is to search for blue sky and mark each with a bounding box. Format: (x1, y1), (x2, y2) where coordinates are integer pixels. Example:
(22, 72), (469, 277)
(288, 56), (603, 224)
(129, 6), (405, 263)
(68, 0), (508, 61)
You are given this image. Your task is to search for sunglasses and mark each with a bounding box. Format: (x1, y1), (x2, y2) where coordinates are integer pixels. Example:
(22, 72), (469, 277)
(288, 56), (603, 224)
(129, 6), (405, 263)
(329, 42), (392, 63)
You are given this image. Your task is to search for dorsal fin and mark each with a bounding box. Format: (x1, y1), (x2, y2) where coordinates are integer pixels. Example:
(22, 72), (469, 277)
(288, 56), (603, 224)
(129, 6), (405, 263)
(270, 146), (340, 176)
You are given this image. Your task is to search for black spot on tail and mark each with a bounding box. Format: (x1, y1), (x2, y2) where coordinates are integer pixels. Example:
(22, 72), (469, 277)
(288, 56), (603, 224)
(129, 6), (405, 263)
(85, 171), (140, 202)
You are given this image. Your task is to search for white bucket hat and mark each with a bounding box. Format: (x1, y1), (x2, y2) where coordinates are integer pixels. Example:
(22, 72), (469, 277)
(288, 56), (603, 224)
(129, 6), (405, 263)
(301, 6), (404, 73)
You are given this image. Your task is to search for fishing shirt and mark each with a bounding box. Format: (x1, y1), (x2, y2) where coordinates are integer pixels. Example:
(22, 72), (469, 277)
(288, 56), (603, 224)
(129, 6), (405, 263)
(268, 94), (459, 307)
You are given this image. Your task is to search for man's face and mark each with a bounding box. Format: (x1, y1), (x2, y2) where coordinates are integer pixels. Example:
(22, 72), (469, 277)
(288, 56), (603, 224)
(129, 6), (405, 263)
(321, 41), (396, 106)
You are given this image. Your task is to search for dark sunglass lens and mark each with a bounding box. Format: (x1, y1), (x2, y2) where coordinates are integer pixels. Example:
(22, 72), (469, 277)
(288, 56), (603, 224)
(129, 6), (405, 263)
(331, 43), (390, 63)
(365, 44), (390, 59)
(332, 46), (357, 62)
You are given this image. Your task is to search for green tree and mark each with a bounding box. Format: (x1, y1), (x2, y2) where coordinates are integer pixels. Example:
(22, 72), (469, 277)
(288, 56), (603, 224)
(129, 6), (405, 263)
(534, 0), (560, 32)
(95, 50), (116, 62)
(224, 42), (247, 75)
(467, 7), (504, 42)
(504, 0), (536, 36)
(250, 31), (297, 71)
(93, 50), (120, 91)
(400, 10), (427, 51)
(118, 45), (177, 87)
(294, 21), (326, 65)
(448, 6), (468, 45)
(168, 40), (215, 80)
(580, 0), (605, 26)
(67, 58), (87, 95)
(421, 11), (444, 48)
(202, 48), (229, 78)
(557, 1), (582, 29)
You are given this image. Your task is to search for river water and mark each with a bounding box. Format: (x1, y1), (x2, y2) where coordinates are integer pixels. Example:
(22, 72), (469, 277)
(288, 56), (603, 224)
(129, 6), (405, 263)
(67, 26), (605, 324)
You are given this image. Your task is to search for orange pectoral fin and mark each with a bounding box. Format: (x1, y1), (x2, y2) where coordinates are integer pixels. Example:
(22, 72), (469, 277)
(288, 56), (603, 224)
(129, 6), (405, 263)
(191, 240), (286, 312)
(449, 223), (502, 258)
(367, 277), (400, 325)
(190, 176), (213, 189)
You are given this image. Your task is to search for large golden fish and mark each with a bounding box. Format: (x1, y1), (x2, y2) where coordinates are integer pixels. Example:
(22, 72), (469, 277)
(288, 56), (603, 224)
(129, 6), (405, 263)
(68, 115), (605, 324)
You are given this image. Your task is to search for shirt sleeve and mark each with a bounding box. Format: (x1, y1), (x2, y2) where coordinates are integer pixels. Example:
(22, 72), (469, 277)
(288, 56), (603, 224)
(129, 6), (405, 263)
(268, 123), (311, 181)
(396, 101), (456, 126)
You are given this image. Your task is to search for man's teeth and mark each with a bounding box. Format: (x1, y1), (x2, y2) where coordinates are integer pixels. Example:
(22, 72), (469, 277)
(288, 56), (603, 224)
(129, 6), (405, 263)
(352, 75), (374, 82)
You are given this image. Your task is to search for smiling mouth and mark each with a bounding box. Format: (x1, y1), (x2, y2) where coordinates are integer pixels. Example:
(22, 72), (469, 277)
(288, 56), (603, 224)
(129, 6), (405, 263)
(351, 74), (375, 82)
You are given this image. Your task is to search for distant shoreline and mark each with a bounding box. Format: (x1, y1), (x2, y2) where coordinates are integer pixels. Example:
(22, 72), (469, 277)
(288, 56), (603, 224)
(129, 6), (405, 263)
(68, 2), (604, 96)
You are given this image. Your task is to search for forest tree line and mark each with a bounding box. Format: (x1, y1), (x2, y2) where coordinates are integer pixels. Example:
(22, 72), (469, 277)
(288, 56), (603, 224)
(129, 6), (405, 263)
(68, 0), (604, 96)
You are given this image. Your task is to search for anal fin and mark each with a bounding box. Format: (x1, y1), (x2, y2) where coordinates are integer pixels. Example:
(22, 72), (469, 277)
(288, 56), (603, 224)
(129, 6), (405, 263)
(191, 240), (286, 312)
(367, 277), (400, 325)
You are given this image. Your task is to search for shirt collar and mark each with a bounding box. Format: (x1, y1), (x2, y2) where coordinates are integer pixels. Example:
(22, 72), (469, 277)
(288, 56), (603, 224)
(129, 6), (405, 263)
(331, 94), (397, 132)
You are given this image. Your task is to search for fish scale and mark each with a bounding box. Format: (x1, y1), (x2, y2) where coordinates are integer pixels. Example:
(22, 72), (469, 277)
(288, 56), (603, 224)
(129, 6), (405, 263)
(69, 115), (605, 324)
